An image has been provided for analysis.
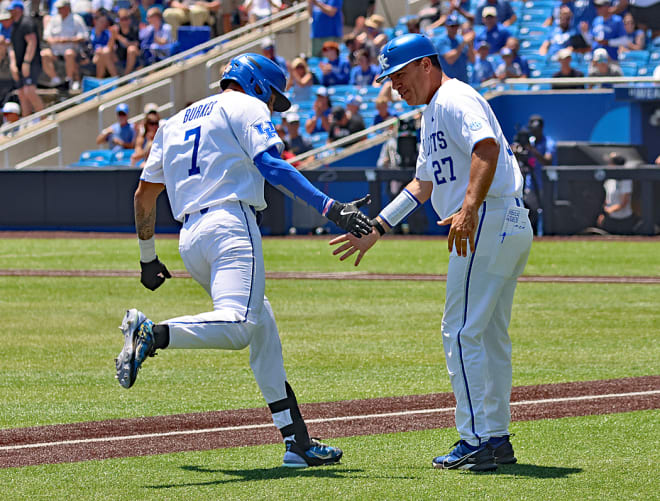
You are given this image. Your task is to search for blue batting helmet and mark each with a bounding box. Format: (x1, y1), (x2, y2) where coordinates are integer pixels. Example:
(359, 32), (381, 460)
(376, 34), (439, 83)
(220, 53), (291, 112)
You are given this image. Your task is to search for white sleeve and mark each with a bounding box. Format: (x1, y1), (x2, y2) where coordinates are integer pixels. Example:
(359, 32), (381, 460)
(140, 126), (165, 184)
(415, 118), (432, 182)
(75, 16), (89, 39)
(444, 95), (496, 154)
(228, 99), (283, 159)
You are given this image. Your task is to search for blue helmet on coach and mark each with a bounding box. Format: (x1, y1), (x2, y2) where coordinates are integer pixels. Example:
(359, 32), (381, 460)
(376, 34), (439, 83)
(220, 53), (291, 112)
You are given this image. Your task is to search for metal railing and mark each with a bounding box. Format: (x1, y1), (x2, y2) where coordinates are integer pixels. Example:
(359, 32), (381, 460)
(480, 75), (659, 93)
(0, 123), (62, 169)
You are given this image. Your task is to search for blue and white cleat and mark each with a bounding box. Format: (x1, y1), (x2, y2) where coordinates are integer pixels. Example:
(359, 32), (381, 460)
(115, 308), (156, 389)
(282, 438), (343, 468)
(432, 440), (497, 472)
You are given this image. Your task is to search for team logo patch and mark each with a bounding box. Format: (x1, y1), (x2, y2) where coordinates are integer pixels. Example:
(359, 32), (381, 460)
(468, 120), (483, 131)
(378, 54), (390, 70)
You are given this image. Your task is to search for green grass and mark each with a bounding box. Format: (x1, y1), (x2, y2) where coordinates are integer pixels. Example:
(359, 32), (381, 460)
(0, 237), (658, 499)
(2, 411), (658, 500)
(0, 237), (658, 276)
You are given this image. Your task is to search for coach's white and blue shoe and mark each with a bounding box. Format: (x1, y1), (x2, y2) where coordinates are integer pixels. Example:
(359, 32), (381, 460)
(432, 440), (497, 472)
(487, 434), (517, 464)
(115, 309), (156, 389)
(282, 438), (343, 468)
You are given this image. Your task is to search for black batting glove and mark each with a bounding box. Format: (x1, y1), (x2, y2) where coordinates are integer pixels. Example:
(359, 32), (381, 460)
(326, 195), (372, 238)
(140, 258), (172, 291)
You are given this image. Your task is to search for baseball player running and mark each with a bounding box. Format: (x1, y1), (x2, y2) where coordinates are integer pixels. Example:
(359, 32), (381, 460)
(115, 53), (372, 468)
(330, 34), (533, 471)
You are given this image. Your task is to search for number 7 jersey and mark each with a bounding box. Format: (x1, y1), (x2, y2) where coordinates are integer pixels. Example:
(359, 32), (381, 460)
(141, 92), (284, 222)
(415, 78), (523, 220)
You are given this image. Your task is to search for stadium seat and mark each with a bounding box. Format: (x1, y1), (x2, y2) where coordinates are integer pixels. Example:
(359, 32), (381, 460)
(69, 149), (114, 168)
(81, 76), (118, 100)
(619, 50), (650, 65)
(619, 62), (638, 76)
(111, 149), (135, 166)
(171, 26), (211, 56)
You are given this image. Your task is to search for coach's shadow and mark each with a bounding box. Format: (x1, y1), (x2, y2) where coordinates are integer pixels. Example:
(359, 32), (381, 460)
(146, 464), (375, 489)
(495, 463), (582, 478)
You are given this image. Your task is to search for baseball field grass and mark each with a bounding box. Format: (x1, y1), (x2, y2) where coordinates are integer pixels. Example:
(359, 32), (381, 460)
(1, 236), (659, 500)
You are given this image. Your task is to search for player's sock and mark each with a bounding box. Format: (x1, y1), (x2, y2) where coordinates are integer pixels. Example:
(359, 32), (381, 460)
(269, 381), (311, 446)
(152, 324), (170, 350)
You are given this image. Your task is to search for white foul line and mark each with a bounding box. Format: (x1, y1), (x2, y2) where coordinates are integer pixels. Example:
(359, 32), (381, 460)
(1, 390), (658, 452)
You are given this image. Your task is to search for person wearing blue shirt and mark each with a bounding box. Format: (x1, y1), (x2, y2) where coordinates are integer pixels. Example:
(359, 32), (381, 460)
(505, 37), (530, 76)
(372, 96), (396, 126)
(260, 37), (288, 78)
(474, 0), (516, 26)
(319, 40), (350, 86)
(540, 6), (582, 58)
(349, 48), (379, 86)
(572, 0), (598, 27)
(310, 0), (343, 57)
(523, 114), (556, 194)
(582, 0), (627, 60)
(475, 6), (512, 53)
(96, 102), (137, 153)
(435, 14), (475, 83)
(470, 40), (496, 84)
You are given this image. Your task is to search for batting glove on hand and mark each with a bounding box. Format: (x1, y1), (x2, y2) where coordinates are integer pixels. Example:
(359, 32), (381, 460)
(140, 258), (172, 291)
(326, 195), (372, 238)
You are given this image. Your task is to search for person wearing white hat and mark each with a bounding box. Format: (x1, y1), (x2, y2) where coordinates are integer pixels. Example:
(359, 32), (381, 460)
(474, 0), (517, 26)
(304, 86), (332, 134)
(260, 37), (288, 77)
(0, 10), (12, 72)
(2, 101), (23, 136)
(474, 5), (513, 53)
(284, 112), (313, 158)
(551, 48), (585, 89)
(587, 46), (622, 87)
(40, 0), (89, 89)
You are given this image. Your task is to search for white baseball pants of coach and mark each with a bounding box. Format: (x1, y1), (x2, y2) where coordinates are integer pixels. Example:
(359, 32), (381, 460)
(441, 196), (533, 446)
(161, 202), (289, 406)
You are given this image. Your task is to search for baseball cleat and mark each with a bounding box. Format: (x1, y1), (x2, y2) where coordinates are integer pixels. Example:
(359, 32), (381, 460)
(115, 309), (156, 389)
(282, 438), (343, 468)
(488, 434), (517, 464)
(432, 440), (497, 472)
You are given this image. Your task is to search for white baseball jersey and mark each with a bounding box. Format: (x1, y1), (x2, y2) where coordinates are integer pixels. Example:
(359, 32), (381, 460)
(141, 92), (283, 221)
(415, 78), (523, 220)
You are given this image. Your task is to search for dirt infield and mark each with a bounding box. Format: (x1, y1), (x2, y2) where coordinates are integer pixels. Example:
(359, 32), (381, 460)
(1, 376), (658, 469)
(1, 269), (659, 284)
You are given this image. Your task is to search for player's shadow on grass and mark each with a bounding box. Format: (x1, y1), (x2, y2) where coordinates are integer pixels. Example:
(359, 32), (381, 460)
(495, 463), (582, 478)
(146, 464), (380, 489)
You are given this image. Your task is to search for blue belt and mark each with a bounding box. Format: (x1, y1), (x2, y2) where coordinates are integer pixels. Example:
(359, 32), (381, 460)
(184, 207), (208, 223)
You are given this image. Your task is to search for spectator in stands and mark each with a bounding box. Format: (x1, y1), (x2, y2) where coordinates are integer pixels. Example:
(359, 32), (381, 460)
(0, 10), (11, 87)
(356, 14), (387, 56)
(140, 7), (172, 65)
(96, 102), (136, 152)
(130, 102), (160, 166)
(430, 0), (476, 29)
(406, 15), (421, 35)
(474, 0), (516, 26)
(328, 104), (363, 144)
(580, 0), (626, 61)
(218, 0), (241, 35)
(495, 46), (523, 79)
(308, 0), (343, 58)
(304, 85), (331, 134)
(475, 6), (512, 53)
(163, 0), (216, 40)
(345, 94), (364, 130)
(40, 0), (88, 90)
(587, 46), (622, 86)
(470, 40), (495, 84)
(1, 100), (22, 135)
(137, 0), (164, 26)
(111, 8), (140, 75)
(284, 112), (313, 157)
(544, 0), (574, 27)
(417, 0), (442, 32)
(435, 13), (475, 84)
(287, 56), (318, 89)
(85, 8), (117, 79)
(596, 152), (638, 234)
(551, 47), (585, 88)
(349, 47), (378, 86)
(372, 96), (394, 126)
(540, 5), (585, 58)
(260, 37), (287, 76)
(342, 32), (361, 65)
(572, 0), (598, 28)
(616, 0), (660, 40)
(8, 0), (44, 117)
(243, 0), (281, 25)
(319, 40), (350, 86)
(505, 37), (530, 76)
(619, 12), (646, 53)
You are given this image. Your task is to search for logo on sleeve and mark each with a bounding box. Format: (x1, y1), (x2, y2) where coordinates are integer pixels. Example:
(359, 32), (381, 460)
(254, 121), (278, 139)
(468, 120), (483, 131)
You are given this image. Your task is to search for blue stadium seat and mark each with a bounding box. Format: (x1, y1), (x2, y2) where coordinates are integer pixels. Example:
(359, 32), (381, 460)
(619, 50), (650, 64)
(81, 76), (118, 100)
(69, 149), (114, 168)
(171, 26), (211, 56)
(619, 61), (638, 76)
(111, 149), (135, 166)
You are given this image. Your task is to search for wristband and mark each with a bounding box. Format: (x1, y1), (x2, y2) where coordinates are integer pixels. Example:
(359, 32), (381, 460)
(379, 189), (420, 228)
(372, 219), (386, 236)
(138, 236), (157, 262)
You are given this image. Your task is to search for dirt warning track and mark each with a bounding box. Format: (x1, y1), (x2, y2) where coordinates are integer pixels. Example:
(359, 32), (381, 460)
(1, 376), (658, 469)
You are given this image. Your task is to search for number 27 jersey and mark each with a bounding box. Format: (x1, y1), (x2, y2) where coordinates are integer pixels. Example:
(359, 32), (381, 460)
(415, 78), (523, 220)
(141, 91), (283, 222)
